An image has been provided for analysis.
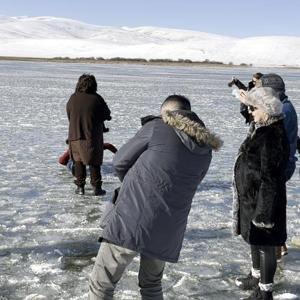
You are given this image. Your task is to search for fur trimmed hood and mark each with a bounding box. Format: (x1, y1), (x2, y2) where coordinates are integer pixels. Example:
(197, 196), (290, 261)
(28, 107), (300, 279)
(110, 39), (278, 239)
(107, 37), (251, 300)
(244, 87), (283, 116)
(162, 110), (223, 151)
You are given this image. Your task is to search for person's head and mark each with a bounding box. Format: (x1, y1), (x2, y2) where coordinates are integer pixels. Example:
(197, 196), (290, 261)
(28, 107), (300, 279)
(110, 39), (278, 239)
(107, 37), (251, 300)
(248, 105), (269, 123)
(260, 73), (287, 101)
(244, 87), (283, 123)
(75, 73), (97, 93)
(252, 72), (263, 86)
(160, 94), (191, 114)
(259, 73), (285, 91)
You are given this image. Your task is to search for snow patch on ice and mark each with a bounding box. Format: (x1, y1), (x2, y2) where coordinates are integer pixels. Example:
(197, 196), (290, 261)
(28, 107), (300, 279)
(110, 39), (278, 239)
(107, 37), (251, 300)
(274, 293), (299, 299)
(30, 262), (62, 275)
(24, 295), (47, 300)
(16, 217), (38, 225)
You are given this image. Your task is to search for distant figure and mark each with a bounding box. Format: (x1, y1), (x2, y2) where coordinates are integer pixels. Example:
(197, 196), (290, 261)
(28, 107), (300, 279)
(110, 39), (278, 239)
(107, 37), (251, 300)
(66, 74), (111, 196)
(233, 87), (289, 300)
(89, 95), (223, 299)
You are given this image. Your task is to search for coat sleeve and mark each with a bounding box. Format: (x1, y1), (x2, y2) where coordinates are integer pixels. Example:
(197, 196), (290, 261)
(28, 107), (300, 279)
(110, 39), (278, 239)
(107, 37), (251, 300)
(102, 100), (112, 121)
(252, 135), (283, 227)
(98, 95), (112, 121)
(282, 101), (298, 180)
(113, 122), (154, 181)
(66, 97), (71, 121)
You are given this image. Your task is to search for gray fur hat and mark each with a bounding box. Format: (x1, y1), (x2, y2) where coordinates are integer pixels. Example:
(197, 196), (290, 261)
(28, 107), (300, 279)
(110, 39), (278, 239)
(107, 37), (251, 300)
(261, 73), (285, 92)
(244, 87), (283, 116)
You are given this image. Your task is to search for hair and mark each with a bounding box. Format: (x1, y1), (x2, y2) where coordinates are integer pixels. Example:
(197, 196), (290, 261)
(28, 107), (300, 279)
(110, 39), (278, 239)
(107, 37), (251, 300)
(75, 73), (97, 93)
(252, 72), (263, 80)
(161, 94), (191, 114)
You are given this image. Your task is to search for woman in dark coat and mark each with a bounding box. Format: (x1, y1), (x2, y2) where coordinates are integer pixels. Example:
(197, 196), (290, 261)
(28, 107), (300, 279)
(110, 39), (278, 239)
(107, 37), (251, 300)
(233, 87), (289, 300)
(67, 74), (111, 196)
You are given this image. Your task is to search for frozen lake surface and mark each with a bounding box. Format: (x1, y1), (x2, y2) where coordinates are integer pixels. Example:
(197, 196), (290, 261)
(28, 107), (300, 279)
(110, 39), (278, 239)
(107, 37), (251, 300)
(0, 61), (300, 299)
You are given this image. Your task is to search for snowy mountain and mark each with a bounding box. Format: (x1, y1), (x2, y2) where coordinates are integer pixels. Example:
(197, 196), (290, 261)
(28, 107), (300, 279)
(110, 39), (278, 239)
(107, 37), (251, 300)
(0, 16), (300, 67)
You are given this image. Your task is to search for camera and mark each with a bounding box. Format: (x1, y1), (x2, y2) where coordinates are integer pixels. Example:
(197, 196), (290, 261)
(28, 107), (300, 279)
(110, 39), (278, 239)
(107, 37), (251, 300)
(228, 77), (248, 91)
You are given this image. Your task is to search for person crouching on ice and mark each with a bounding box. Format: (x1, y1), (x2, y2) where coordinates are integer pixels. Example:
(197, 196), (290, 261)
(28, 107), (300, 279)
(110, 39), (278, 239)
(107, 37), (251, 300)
(233, 87), (289, 300)
(89, 95), (223, 299)
(58, 143), (118, 175)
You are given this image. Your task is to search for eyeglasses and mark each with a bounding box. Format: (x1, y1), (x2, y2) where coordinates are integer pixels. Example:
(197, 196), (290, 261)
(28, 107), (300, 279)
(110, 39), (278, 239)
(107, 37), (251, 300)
(248, 105), (257, 112)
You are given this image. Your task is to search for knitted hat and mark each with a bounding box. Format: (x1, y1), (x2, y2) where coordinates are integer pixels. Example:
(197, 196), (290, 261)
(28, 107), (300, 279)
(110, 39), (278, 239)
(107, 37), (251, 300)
(244, 87), (283, 116)
(261, 73), (285, 92)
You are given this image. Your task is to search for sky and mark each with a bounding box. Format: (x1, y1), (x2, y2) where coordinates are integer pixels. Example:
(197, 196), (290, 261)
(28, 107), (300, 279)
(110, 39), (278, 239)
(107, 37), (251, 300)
(0, 0), (299, 38)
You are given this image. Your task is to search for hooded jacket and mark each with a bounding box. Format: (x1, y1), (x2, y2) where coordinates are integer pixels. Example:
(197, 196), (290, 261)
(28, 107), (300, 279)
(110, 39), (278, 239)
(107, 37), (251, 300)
(100, 110), (222, 263)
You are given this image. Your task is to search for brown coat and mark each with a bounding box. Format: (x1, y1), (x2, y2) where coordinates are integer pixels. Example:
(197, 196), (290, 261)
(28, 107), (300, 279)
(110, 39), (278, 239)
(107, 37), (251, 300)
(67, 92), (111, 165)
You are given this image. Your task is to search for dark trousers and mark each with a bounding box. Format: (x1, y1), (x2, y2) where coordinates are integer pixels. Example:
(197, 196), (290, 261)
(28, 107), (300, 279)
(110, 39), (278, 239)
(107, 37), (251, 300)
(74, 161), (102, 188)
(251, 245), (277, 284)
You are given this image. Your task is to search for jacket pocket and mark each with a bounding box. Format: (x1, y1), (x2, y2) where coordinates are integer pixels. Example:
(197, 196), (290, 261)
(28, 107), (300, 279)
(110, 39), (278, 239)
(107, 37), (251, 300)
(100, 187), (120, 229)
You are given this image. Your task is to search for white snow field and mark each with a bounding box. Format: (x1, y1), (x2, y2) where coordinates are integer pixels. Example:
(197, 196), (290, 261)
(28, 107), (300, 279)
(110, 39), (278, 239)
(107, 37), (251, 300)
(0, 61), (300, 300)
(0, 16), (300, 67)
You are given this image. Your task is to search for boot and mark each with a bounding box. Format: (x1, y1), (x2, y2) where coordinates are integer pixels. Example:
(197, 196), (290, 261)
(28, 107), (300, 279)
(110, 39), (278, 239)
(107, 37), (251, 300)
(236, 272), (259, 290)
(93, 186), (106, 196)
(75, 186), (85, 195)
(243, 287), (273, 300)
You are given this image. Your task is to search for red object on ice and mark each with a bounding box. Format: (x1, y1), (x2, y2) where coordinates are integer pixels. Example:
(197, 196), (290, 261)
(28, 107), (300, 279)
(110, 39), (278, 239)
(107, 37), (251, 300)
(58, 150), (70, 165)
(103, 143), (118, 153)
(58, 143), (117, 165)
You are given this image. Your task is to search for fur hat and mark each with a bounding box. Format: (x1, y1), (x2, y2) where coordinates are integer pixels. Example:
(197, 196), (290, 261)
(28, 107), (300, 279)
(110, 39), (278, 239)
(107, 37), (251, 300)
(261, 73), (285, 92)
(244, 87), (283, 116)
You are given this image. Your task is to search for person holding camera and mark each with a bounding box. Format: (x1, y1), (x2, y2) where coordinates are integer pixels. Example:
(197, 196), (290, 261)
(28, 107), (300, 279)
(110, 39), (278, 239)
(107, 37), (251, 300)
(228, 72), (263, 124)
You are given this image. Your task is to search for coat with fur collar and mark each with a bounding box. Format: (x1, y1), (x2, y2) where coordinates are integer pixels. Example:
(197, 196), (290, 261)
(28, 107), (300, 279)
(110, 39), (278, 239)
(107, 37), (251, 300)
(233, 119), (289, 246)
(100, 110), (222, 262)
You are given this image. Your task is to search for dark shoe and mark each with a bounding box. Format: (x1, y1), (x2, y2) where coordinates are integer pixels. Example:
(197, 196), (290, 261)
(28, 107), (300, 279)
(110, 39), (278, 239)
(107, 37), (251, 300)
(243, 287), (273, 300)
(236, 273), (259, 290)
(75, 186), (85, 195)
(93, 186), (106, 196)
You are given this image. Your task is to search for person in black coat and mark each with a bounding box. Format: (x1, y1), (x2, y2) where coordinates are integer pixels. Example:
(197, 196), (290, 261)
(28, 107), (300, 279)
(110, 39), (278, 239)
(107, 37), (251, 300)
(233, 87), (289, 300)
(67, 74), (111, 196)
(230, 73), (298, 259)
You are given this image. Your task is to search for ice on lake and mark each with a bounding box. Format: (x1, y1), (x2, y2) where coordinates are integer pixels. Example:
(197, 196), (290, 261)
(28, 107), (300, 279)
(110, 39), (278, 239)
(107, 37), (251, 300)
(0, 61), (300, 299)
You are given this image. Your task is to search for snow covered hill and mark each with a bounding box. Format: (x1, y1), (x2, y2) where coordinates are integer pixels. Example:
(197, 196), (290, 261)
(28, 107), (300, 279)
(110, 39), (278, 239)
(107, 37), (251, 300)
(0, 16), (300, 67)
